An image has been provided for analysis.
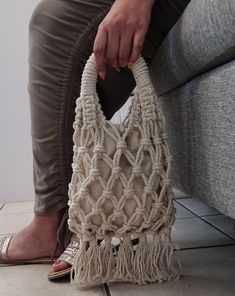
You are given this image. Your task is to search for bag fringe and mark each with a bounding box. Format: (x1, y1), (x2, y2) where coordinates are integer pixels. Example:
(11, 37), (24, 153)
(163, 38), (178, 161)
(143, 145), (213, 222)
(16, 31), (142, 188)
(70, 231), (181, 287)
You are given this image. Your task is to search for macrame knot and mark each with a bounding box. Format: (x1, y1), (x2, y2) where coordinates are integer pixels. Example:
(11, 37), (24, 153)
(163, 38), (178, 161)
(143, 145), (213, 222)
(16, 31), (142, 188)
(93, 145), (105, 154)
(72, 121), (79, 130)
(152, 163), (162, 172)
(161, 132), (168, 140)
(81, 222), (91, 229)
(136, 207), (145, 215)
(121, 225), (131, 233)
(153, 201), (163, 209)
(123, 188), (134, 198)
(73, 145), (77, 153)
(140, 138), (151, 149)
(162, 178), (171, 186)
(113, 209), (123, 216)
(71, 163), (80, 173)
(166, 155), (173, 162)
(162, 214), (170, 223)
(132, 166), (142, 176)
(153, 138), (162, 145)
(117, 140), (127, 150)
(102, 190), (111, 198)
(76, 111), (83, 120)
(113, 166), (122, 175)
(75, 99), (82, 112)
(90, 168), (100, 177)
(68, 183), (77, 192)
(144, 185), (153, 194)
(77, 146), (87, 154)
(161, 226), (171, 235)
(80, 187), (89, 195)
(91, 207), (102, 216)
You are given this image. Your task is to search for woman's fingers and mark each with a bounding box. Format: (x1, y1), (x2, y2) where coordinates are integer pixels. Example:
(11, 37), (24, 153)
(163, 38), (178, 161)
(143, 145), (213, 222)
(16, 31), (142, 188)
(94, 23), (146, 78)
(106, 26), (120, 71)
(128, 23), (148, 68)
(93, 24), (108, 80)
(118, 26), (134, 68)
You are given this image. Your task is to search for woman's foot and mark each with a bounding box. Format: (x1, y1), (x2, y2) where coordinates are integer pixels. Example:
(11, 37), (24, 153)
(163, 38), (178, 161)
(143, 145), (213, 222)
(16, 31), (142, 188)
(5, 208), (65, 261)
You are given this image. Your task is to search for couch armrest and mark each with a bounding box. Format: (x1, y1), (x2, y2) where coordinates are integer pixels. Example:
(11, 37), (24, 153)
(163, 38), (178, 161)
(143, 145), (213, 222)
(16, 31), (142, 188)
(149, 0), (235, 95)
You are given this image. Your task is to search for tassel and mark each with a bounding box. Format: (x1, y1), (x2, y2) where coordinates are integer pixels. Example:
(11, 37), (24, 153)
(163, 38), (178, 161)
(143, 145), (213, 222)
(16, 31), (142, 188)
(113, 234), (135, 282)
(70, 249), (88, 284)
(165, 236), (182, 279)
(70, 232), (182, 287)
(133, 232), (150, 284)
(157, 232), (181, 282)
(100, 237), (116, 281)
(146, 234), (164, 283)
(71, 239), (103, 287)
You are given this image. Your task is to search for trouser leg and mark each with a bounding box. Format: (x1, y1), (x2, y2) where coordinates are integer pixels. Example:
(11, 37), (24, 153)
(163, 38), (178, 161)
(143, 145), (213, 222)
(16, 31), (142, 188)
(28, 0), (116, 217)
(27, 0), (191, 247)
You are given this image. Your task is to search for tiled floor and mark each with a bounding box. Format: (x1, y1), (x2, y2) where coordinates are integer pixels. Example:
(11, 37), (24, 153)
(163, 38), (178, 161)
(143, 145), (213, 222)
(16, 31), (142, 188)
(0, 189), (235, 295)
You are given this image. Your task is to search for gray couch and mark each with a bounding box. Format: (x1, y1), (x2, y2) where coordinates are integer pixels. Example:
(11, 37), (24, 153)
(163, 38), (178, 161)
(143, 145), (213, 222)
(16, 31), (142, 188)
(148, 0), (235, 218)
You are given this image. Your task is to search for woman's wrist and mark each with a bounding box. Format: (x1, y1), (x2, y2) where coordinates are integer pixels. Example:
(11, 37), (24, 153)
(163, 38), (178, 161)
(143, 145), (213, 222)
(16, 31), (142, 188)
(115, 0), (155, 10)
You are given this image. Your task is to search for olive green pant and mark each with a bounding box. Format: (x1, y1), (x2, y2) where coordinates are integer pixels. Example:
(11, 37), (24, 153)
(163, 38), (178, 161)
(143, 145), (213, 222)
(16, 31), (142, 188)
(28, 0), (191, 247)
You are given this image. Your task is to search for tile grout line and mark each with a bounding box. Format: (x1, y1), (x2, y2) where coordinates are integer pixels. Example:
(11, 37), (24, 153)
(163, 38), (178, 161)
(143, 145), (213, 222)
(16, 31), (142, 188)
(175, 242), (235, 251)
(103, 283), (112, 296)
(200, 216), (235, 241)
(174, 199), (235, 241)
(173, 201), (234, 241)
(0, 203), (5, 211)
(173, 196), (192, 199)
(173, 199), (212, 218)
(0, 211), (34, 216)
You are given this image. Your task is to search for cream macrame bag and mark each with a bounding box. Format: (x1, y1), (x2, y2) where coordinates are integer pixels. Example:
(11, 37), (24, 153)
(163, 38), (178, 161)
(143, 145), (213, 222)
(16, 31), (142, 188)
(67, 52), (181, 287)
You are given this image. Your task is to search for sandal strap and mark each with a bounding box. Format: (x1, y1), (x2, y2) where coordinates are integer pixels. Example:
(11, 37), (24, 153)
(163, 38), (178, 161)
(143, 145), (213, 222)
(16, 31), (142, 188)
(57, 240), (80, 265)
(0, 234), (13, 260)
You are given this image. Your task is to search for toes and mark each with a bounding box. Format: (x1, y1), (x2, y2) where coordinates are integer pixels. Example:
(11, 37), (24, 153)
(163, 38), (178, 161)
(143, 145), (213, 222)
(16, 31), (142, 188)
(52, 260), (70, 272)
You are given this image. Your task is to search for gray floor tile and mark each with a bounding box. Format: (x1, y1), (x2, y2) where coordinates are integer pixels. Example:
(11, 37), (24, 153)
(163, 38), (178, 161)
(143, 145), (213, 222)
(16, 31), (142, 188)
(172, 188), (191, 199)
(107, 245), (235, 296)
(174, 201), (196, 219)
(203, 215), (235, 240)
(0, 264), (105, 296)
(176, 197), (221, 216)
(0, 212), (34, 234)
(171, 217), (234, 249)
(0, 201), (34, 215)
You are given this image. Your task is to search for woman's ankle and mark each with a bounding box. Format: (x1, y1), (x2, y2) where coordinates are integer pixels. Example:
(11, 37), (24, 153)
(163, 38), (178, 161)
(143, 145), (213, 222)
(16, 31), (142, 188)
(32, 207), (66, 232)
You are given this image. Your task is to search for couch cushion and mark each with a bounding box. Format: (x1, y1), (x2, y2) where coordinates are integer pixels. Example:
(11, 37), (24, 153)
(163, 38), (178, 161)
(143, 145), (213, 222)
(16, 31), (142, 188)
(149, 0), (235, 95)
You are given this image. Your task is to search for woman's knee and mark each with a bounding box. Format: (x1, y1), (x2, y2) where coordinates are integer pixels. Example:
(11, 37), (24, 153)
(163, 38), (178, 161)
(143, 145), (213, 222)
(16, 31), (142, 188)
(28, 0), (66, 36)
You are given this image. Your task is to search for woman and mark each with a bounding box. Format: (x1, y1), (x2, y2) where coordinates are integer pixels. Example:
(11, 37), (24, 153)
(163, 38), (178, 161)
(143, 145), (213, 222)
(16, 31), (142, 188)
(0, 0), (191, 279)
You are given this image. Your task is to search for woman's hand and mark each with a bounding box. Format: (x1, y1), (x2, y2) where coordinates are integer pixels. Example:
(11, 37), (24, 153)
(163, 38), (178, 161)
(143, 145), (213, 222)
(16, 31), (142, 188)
(93, 0), (155, 80)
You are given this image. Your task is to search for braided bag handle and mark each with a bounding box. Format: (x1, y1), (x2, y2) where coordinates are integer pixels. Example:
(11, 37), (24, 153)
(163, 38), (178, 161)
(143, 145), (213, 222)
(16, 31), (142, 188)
(77, 52), (161, 131)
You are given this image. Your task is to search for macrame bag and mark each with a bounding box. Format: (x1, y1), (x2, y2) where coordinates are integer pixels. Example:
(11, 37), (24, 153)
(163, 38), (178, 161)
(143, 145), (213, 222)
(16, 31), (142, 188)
(67, 52), (181, 287)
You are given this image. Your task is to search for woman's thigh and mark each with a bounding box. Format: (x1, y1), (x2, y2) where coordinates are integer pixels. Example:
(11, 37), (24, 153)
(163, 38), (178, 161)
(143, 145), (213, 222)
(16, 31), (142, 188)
(142, 0), (191, 60)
